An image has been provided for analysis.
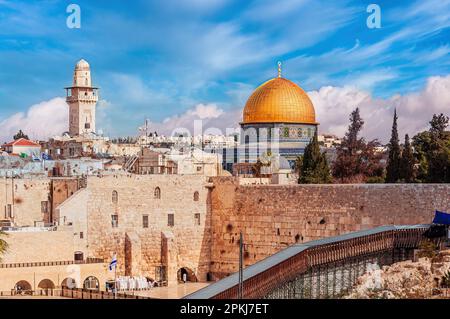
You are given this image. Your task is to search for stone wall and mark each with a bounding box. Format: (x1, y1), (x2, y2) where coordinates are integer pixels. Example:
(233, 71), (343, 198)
(209, 177), (450, 278)
(50, 178), (81, 223)
(0, 177), (50, 227)
(0, 262), (109, 292)
(81, 175), (212, 284)
(1, 230), (75, 263)
(56, 188), (89, 256)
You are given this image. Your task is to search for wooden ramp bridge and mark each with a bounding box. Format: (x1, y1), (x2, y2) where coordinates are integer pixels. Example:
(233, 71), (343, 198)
(185, 225), (440, 299)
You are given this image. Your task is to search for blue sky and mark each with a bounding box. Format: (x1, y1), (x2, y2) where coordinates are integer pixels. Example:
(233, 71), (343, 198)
(0, 0), (449, 140)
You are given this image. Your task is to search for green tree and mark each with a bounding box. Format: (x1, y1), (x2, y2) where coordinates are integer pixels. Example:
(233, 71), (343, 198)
(428, 114), (450, 182)
(412, 131), (431, 182)
(13, 129), (29, 140)
(386, 109), (402, 183)
(400, 134), (415, 183)
(332, 108), (384, 183)
(413, 113), (450, 183)
(298, 131), (332, 184)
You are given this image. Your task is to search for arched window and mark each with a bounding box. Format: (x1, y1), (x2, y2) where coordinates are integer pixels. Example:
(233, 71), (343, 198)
(154, 187), (161, 199)
(112, 190), (118, 204)
(193, 191), (199, 202)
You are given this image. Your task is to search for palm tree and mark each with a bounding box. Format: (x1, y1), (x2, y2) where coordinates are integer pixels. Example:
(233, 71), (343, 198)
(0, 231), (8, 262)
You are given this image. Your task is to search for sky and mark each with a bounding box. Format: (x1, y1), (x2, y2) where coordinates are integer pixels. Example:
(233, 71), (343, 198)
(0, 0), (449, 143)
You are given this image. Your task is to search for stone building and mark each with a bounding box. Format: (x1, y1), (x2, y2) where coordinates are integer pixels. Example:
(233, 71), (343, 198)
(127, 148), (178, 175)
(239, 62), (318, 167)
(56, 174), (211, 285)
(0, 174), (448, 293)
(0, 177), (82, 227)
(65, 59), (98, 137)
(3, 138), (42, 157)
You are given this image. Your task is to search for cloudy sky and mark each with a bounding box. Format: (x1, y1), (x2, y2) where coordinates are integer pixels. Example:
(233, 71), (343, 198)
(0, 0), (449, 143)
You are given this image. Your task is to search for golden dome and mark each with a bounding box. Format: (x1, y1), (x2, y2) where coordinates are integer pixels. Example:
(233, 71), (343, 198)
(242, 77), (316, 125)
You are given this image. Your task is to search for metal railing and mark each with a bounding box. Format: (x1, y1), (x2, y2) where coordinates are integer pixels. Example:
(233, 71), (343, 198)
(185, 225), (435, 299)
(0, 258), (104, 269)
(60, 287), (152, 299)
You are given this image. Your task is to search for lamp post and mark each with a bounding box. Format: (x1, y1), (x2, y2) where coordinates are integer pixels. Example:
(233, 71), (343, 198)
(238, 232), (244, 299)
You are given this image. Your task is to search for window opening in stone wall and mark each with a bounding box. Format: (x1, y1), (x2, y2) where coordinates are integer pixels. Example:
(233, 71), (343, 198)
(112, 190), (118, 204)
(194, 213), (200, 225)
(154, 187), (161, 199)
(168, 213), (174, 227)
(143, 215), (149, 228)
(111, 214), (118, 228)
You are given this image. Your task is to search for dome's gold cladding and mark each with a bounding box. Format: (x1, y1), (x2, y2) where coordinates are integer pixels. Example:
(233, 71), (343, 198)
(242, 77), (316, 124)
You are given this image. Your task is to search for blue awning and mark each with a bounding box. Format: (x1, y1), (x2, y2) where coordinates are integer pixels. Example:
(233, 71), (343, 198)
(432, 210), (450, 225)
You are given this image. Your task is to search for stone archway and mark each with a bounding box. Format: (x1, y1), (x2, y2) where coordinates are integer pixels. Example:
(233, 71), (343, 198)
(145, 277), (158, 287)
(38, 279), (55, 296)
(83, 276), (100, 291)
(38, 279), (55, 290)
(14, 280), (32, 294)
(177, 267), (198, 283)
(61, 277), (77, 289)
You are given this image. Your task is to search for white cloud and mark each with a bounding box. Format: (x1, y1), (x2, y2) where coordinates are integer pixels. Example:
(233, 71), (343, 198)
(309, 75), (450, 143)
(149, 103), (241, 136)
(0, 97), (68, 143)
(2, 75), (448, 145)
(139, 75), (450, 142)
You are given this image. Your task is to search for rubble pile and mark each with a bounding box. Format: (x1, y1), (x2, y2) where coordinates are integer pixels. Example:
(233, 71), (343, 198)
(346, 250), (450, 299)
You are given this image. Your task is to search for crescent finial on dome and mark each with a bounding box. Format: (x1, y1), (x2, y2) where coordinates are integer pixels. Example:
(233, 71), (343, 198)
(277, 61), (282, 78)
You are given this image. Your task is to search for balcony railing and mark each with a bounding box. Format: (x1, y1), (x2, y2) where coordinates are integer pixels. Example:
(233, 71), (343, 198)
(0, 258), (104, 269)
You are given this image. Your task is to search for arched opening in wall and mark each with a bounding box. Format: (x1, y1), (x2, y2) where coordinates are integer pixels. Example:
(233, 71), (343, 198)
(146, 277), (156, 287)
(112, 190), (118, 204)
(38, 279), (55, 295)
(193, 191), (199, 201)
(38, 279), (55, 290)
(177, 267), (198, 283)
(154, 187), (161, 199)
(74, 251), (84, 261)
(14, 280), (32, 294)
(61, 277), (77, 289)
(83, 276), (100, 291)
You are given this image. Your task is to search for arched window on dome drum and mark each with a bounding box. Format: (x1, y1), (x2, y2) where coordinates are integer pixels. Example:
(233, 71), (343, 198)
(244, 135), (250, 161)
(154, 187), (161, 199)
(193, 191), (199, 202)
(307, 128), (312, 137)
(112, 190), (118, 204)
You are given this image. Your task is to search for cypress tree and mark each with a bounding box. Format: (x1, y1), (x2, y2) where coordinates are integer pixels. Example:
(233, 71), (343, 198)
(400, 134), (415, 183)
(298, 130), (331, 184)
(332, 107), (383, 183)
(386, 109), (401, 183)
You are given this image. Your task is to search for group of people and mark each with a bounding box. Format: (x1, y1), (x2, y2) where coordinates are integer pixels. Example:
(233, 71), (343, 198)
(114, 276), (154, 291)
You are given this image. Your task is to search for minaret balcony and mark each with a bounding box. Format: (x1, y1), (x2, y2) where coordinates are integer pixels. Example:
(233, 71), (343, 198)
(66, 95), (99, 103)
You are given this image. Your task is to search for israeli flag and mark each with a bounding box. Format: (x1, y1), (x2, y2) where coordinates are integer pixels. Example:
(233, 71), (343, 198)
(109, 254), (117, 271)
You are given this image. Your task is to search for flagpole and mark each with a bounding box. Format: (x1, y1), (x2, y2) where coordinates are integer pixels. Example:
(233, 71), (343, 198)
(114, 262), (117, 300)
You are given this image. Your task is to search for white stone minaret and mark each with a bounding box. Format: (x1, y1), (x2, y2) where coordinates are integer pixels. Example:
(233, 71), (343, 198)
(65, 59), (99, 136)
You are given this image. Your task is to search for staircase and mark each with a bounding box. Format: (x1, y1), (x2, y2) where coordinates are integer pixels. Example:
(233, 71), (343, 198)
(123, 154), (139, 172)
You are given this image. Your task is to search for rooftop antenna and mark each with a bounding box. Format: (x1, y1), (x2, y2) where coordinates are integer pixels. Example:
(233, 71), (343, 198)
(277, 61), (282, 78)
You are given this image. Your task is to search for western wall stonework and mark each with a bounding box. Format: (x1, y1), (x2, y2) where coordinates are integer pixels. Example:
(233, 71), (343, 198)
(209, 177), (450, 279)
(83, 175), (212, 284)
